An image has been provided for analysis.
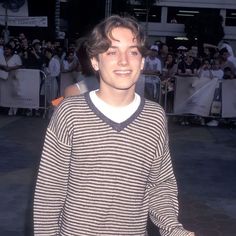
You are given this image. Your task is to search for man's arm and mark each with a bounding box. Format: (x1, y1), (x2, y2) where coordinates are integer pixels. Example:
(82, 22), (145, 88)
(33, 106), (72, 235)
(148, 113), (194, 236)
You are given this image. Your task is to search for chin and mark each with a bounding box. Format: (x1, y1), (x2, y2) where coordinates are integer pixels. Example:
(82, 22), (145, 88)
(115, 83), (136, 91)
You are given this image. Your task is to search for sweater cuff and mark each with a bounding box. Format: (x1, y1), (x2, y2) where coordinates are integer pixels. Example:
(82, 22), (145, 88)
(169, 227), (195, 236)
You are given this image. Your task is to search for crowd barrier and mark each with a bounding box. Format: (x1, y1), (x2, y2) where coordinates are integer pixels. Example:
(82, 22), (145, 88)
(1, 70), (235, 119)
(0, 69), (47, 117)
(164, 76), (236, 118)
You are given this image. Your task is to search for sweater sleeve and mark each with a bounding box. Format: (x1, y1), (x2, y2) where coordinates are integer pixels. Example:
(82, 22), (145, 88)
(148, 114), (193, 236)
(33, 107), (72, 235)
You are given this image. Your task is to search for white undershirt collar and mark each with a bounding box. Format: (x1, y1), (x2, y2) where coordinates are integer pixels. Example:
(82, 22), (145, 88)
(89, 90), (141, 123)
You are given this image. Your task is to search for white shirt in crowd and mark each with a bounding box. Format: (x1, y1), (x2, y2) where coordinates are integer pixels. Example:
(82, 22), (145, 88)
(144, 56), (162, 83)
(198, 68), (224, 80)
(144, 56), (162, 74)
(0, 53), (22, 79)
(46, 56), (60, 77)
(211, 69), (224, 80)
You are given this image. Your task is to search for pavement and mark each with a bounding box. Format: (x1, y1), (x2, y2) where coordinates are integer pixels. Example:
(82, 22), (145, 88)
(0, 113), (236, 236)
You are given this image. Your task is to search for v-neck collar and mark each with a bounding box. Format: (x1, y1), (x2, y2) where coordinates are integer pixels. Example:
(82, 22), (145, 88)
(84, 92), (145, 132)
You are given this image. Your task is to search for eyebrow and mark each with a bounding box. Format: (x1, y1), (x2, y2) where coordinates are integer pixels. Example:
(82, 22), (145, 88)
(109, 45), (139, 49)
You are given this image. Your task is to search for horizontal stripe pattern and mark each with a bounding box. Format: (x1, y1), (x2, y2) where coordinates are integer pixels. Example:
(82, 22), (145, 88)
(34, 94), (191, 236)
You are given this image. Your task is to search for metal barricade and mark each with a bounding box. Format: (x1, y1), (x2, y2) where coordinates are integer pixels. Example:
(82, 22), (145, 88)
(0, 69), (48, 118)
(39, 70), (48, 118)
(161, 77), (175, 115)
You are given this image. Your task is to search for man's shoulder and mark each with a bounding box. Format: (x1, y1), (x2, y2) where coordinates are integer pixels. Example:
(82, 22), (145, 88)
(55, 94), (87, 112)
(61, 94), (87, 106)
(139, 99), (167, 131)
(143, 99), (165, 117)
(52, 94), (90, 121)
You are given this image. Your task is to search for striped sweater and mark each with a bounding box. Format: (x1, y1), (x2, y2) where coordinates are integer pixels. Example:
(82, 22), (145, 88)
(34, 93), (191, 236)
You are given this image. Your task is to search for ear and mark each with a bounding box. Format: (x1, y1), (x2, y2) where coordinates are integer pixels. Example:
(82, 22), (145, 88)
(141, 57), (145, 70)
(91, 57), (99, 71)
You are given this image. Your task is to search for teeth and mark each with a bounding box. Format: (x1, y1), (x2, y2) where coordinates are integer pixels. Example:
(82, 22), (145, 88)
(115, 70), (131, 74)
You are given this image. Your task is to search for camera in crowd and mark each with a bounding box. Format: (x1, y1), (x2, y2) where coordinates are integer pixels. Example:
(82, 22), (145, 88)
(27, 46), (34, 52)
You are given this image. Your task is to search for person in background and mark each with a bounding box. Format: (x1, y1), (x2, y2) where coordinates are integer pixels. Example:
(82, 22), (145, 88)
(18, 32), (26, 41)
(197, 58), (212, 78)
(34, 15), (195, 236)
(218, 40), (234, 57)
(223, 66), (236, 80)
(158, 42), (169, 68)
(8, 38), (17, 53)
(43, 47), (60, 104)
(162, 52), (177, 81)
(0, 43), (22, 116)
(197, 58), (224, 127)
(61, 50), (79, 73)
(177, 52), (198, 77)
(219, 47), (236, 76)
(143, 45), (162, 102)
(64, 39), (99, 97)
(205, 58), (224, 127)
(32, 39), (44, 68)
(0, 37), (4, 56)
(54, 45), (67, 93)
(19, 35), (29, 52)
(20, 39), (44, 116)
(177, 51), (198, 125)
(60, 49), (80, 95)
(161, 52), (177, 112)
(22, 40), (43, 69)
(211, 58), (224, 80)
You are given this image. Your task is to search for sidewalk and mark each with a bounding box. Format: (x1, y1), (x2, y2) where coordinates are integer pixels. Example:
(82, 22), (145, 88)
(0, 115), (236, 236)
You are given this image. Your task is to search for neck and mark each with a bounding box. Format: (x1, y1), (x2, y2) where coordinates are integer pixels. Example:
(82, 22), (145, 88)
(4, 55), (12, 60)
(96, 86), (136, 107)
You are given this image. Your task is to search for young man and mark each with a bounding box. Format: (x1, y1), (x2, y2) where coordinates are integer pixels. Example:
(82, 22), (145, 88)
(34, 15), (195, 236)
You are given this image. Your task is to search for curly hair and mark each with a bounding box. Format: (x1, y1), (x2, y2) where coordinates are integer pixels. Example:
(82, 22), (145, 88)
(86, 15), (147, 59)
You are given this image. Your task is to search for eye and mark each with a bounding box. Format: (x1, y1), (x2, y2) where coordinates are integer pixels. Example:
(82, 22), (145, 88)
(129, 49), (139, 56)
(106, 50), (116, 56)
(130, 51), (138, 56)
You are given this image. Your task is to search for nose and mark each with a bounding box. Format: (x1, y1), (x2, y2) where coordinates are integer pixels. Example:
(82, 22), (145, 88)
(118, 52), (128, 66)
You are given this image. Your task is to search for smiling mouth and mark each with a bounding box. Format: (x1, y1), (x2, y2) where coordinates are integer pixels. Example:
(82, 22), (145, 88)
(114, 70), (132, 75)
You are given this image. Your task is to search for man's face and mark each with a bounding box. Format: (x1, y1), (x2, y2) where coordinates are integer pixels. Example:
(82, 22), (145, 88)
(212, 60), (220, 70)
(166, 54), (174, 63)
(161, 45), (168, 54)
(149, 49), (158, 59)
(222, 52), (228, 61)
(203, 60), (211, 69)
(19, 33), (25, 40)
(91, 27), (144, 93)
(67, 52), (74, 62)
(185, 55), (193, 64)
(4, 47), (12, 56)
(45, 50), (52, 59)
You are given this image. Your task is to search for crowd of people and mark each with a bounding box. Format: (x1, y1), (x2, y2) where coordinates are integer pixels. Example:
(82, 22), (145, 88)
(142, 39), (236, 126)
(0, 32), (81, 116)
(0, 31), (235, 126)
